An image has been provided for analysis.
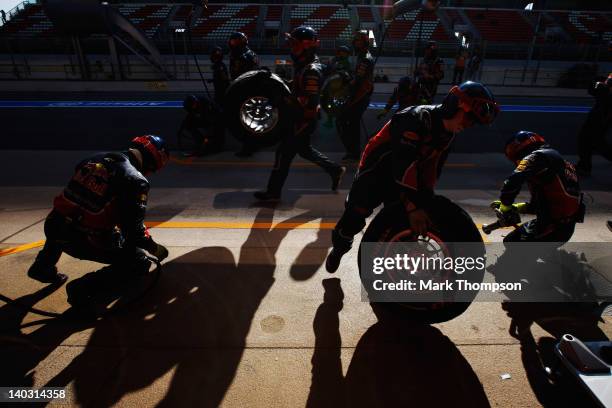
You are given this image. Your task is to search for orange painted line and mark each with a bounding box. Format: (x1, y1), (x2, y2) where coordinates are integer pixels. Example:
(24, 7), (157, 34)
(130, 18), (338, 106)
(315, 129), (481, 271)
(145, 221), (337, 229)
(0, 240), (45, 257)
(0, 224), (496, 258)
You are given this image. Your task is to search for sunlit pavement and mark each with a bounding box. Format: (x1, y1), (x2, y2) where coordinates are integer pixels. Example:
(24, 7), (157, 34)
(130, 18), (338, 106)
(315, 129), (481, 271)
(1, 151), (611, 407)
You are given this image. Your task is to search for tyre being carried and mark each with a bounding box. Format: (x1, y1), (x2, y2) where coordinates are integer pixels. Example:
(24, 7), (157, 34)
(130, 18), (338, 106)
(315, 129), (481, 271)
(320, 71), (352, 116)
(358, 196), (486, 323)
(224, 69), (292, 147)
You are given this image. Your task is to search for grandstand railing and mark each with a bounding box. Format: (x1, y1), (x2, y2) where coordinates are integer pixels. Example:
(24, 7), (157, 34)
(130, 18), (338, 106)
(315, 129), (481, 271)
(2, 0), (39, 25)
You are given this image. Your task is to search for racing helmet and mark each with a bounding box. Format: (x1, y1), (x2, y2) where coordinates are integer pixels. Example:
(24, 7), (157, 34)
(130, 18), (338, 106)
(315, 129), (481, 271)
(130, 135), (170, 173)
(441, 81), (499, 125)
(336, 45), (350, 57)
(504, 131), (546, 163)
(352, 30), (370, 52)
(286, 26), (319, 62)
(210, 45), (224, 63)
(228, 32), (248, 50)
(398, 76), (412, 89)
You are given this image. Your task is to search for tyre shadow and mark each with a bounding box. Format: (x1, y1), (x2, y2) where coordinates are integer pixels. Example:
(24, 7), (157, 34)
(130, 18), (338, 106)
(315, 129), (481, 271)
(307, 278), (490, 408)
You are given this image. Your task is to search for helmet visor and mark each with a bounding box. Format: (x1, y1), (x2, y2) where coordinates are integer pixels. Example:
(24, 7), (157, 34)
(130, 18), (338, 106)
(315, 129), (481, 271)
(469, 97), (499, 125)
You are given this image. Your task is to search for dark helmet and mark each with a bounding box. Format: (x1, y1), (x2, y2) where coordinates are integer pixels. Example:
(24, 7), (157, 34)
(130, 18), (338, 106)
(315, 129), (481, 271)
(228, 32), (248, 50)
(352, 30), (370, 52)
(606, 72), (612, 87)
(210, 45), (223, 63)
(337, 45), (350, 56)
(424, 40), (438, 59)
(441, 81), (499, 125)
(130, 135), (170, 173)
(286, 26), (319, 62)
(398, 76), (412, 89)
(504, 131), (546, 163)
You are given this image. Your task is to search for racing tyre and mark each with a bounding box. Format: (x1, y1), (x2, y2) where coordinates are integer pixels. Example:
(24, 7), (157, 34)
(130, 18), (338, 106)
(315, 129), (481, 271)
(357, 196), (485, 323)
(321, 72), (351, 116)
(224, 69), (292, 147)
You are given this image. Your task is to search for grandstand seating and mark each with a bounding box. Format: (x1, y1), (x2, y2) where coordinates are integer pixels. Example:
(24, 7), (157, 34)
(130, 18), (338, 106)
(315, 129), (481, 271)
(117, 4), (172, 37)
(171, 4), (193, 26)
(382, 8), (449, 42)
(3, 3), (609, 51)
(465, 9), (533, 42)
(0, 4), (54, 37)
(191, 4), (259, 41)
(356, 6), (375, 24)
(289, 5), (352, 41)
(266, 5), (282, 22)
(553, 11), (612, 44)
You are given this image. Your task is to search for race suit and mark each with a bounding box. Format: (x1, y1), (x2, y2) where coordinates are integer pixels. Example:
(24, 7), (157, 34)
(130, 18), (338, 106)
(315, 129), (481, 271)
(383, 81), (423, 113)
(229, 47), (258, 81)
(500, 147), (583, 243)
(32, 152), (158, 273)
(336, 50), (374, 158)
(265, 57), (343, 195)
(332, 105), (454, 252)
(418, 57), (444, 103)
(211, 60), (230, 107)
(576, 80), (612, 173)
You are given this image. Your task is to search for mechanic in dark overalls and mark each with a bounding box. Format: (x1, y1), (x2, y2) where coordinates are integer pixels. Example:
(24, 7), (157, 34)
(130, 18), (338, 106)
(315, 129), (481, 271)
(254, 26), (345, 201)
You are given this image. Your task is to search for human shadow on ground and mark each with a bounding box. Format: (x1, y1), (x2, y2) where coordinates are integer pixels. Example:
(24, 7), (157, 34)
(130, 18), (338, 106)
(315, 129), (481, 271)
(0, 281), (94, 387)
(306, 278), (490, 408)
(494, 247), (609, 408)
(33, 207), (325, 407)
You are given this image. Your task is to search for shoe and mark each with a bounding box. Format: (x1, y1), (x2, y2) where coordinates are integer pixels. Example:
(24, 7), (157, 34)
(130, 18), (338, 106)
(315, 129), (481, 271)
(253, 191), (281, 202)
(27, 263), (68, 284)
(607, 221), (612, 233)
(331, 166), (347, 192)
(325, 249), (344, 273)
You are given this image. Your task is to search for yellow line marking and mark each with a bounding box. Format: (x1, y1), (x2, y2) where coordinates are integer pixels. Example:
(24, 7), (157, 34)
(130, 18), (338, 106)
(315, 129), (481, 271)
(0, 223), (497, 257)
(0, 240), (45, 257)
(170, 158), (477, 169)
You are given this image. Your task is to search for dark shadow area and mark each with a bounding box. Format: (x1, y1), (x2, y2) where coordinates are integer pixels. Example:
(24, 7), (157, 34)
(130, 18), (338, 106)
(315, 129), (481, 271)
(212, 190), (346, 211)
(307, 279), (490, 408)
(492, 247), (611, 303)
(0, 207), (320, 407)
(495, 247), (609, 408)
(0, 283), (95, 387)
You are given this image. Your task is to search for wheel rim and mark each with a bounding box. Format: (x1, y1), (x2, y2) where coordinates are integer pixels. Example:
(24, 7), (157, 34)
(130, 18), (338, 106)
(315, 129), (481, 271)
(378, 229), (455, 310)
(239, 96), (279, 135)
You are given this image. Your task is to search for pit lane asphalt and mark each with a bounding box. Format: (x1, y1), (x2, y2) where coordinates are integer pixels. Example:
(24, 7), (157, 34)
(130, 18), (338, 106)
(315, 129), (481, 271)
(1, 91), (611, 407)
(0, 92), (598, 155)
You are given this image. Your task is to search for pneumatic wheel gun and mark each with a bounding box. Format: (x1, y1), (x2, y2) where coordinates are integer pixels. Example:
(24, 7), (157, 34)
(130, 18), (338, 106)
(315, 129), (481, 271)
(482, 208), (521, 235)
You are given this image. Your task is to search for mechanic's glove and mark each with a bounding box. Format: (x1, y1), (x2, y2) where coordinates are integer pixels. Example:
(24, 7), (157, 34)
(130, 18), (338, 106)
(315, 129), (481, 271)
(376, 109), (389, 120)
(408, 208), (432, 237)
(514, 202), (529, 213)
(491, 200), (528, 213)
(151, 242), (169, 261)
(498, 204), (521, 226)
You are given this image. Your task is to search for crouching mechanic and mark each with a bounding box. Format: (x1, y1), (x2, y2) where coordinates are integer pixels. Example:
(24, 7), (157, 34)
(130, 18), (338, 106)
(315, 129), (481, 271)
(326, 81), (499, 272)
(493, 131), (584, 243)
(27, 135), (170, 305)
